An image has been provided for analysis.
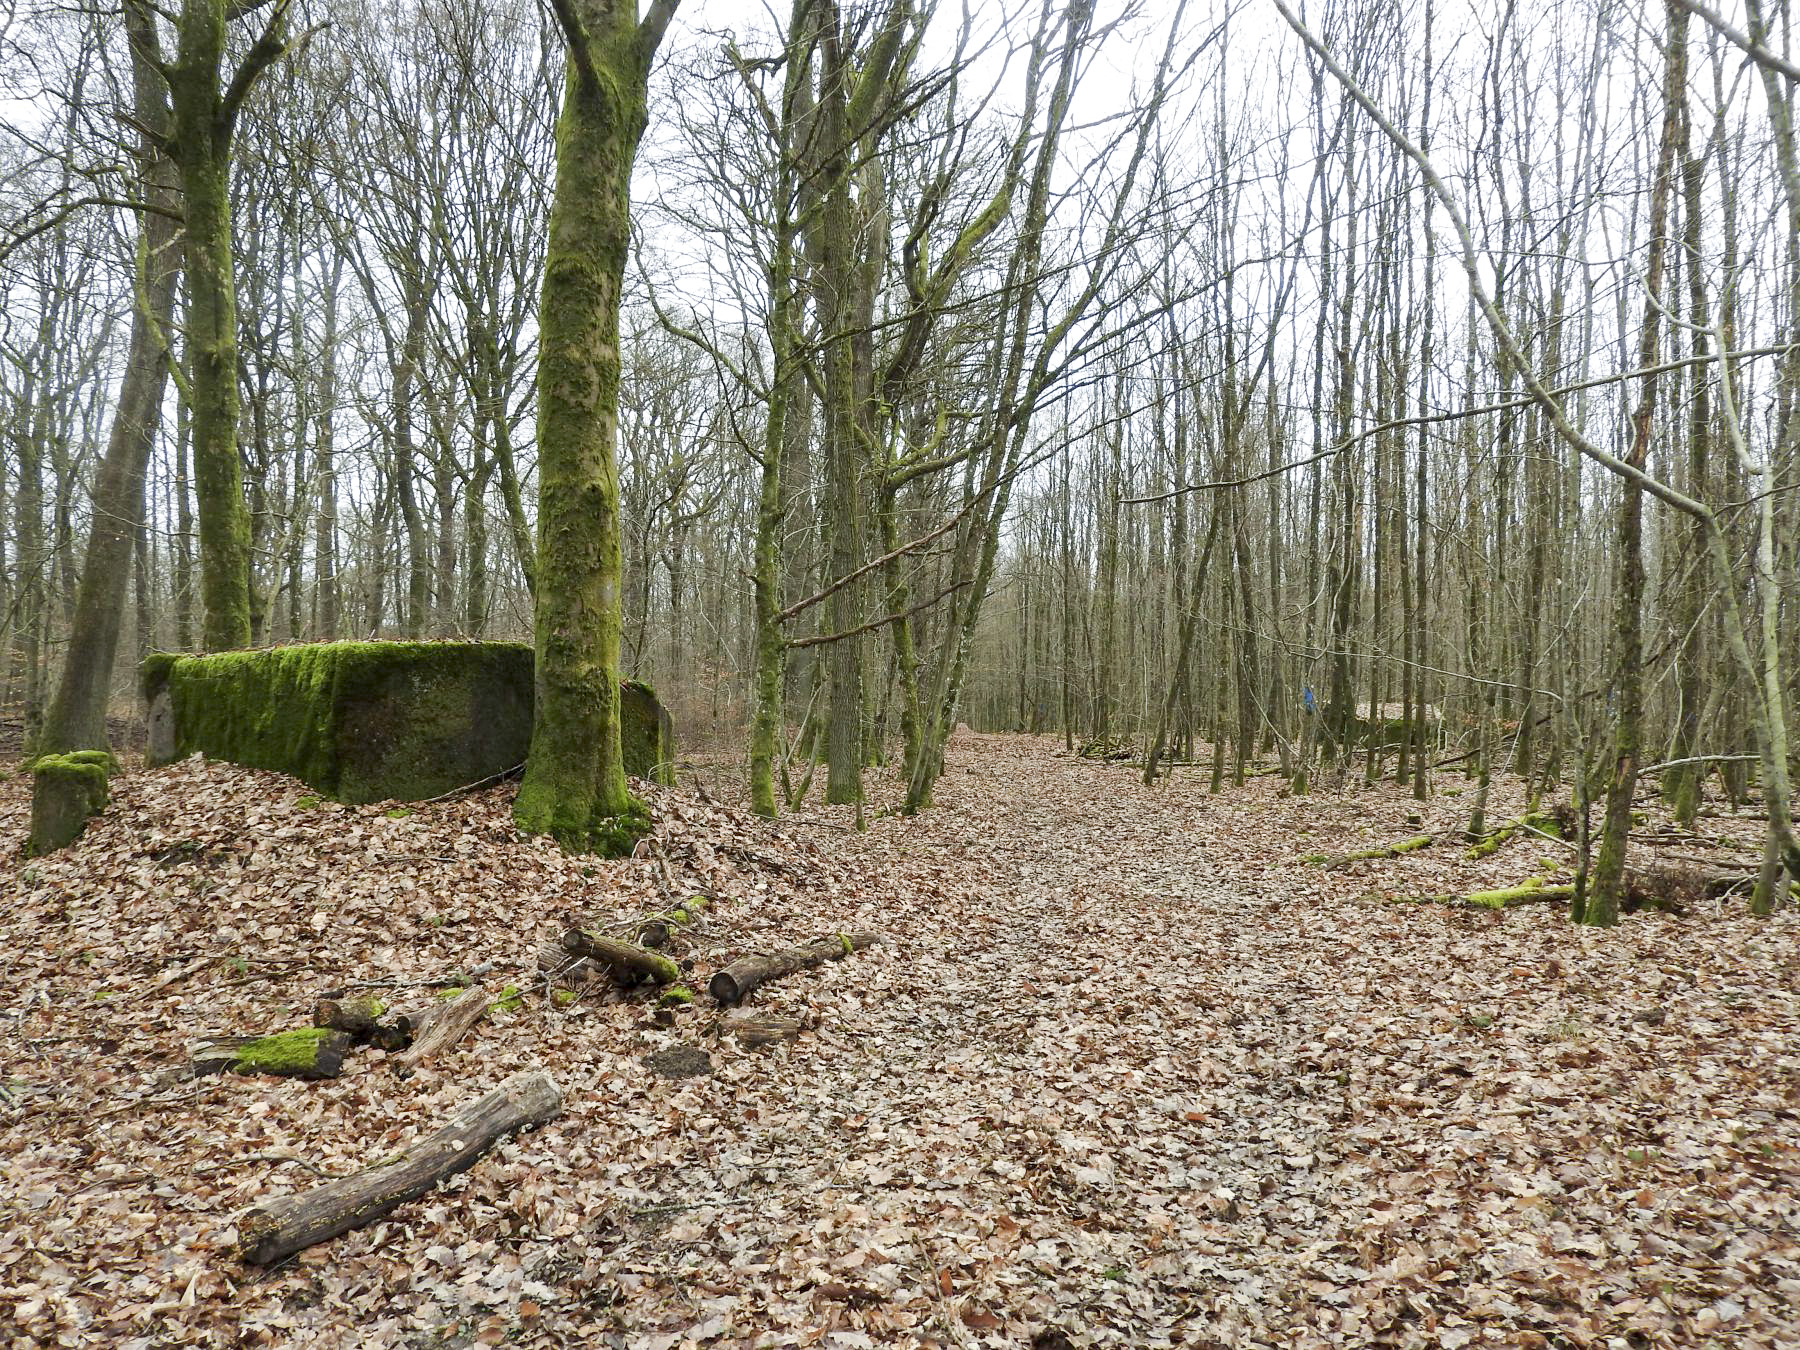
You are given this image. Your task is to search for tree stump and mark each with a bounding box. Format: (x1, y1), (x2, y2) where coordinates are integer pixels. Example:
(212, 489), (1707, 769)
(28, 753), (112, 856)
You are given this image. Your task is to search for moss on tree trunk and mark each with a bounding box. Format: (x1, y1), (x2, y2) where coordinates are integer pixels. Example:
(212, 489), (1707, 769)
(516, 3), (675, 853)
(168, 1), (256, 651)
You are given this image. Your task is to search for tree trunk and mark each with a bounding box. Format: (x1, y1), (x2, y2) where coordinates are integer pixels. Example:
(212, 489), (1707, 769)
(169, 0), (260, 652)
(37, 56), (179, 752)
(1587, 4), (1682, 927)
(516, 0), (677, 853)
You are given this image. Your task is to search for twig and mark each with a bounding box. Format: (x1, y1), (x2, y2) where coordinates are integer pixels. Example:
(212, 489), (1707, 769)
(419, 762), (525, 803)
(211, 962), (317, 990)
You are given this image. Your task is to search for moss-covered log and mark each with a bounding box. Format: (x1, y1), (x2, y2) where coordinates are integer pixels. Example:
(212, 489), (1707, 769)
(27, 752), (113, 855)
(709, 931), (883, 1007)
(1399, 877), (1575, 910)
(142, 643), (673, 803)
(561, 928), (680, 985)
(1465, 811), (1564, 859)
(1311, 834), (1433, 867)
(237, 1069), (562, 1264)
(191, 1028), (352, 1079)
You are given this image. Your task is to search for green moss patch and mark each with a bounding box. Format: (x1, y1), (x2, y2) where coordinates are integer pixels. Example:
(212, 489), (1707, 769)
(231, 1028), (350, 1079)
(143, 642), (674, 804)
(28, 754), (112, 856)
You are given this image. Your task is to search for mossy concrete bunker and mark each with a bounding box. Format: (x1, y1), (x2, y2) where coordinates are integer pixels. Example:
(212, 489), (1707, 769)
(143, 641), (674, 803)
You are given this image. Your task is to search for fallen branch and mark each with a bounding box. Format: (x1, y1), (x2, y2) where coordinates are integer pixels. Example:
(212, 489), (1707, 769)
(236, 1069), (562, 1265)
(1466, 812), (1563, 860)
(1401, 879), (1575, 910)
(1310, 834), (1434, 868)
(710, 931), (883, 1007)
(418, 761), (525, 803)
(562, 927), (680, 985)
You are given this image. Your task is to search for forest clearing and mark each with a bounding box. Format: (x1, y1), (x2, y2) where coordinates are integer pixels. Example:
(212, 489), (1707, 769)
(4, 732), (1797, 1348)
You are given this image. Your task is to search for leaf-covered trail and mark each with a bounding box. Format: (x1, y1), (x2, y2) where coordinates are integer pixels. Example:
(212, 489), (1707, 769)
(3, 731), (1798, 1348)
(813, 735), (1800, 1348)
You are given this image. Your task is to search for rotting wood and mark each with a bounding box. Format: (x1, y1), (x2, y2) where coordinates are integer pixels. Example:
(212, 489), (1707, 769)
(637, 893), (712, 948)
(1310, 834), (1434, 868)
(709, 931), (883, 1007)
(721, 1014), (809, 1047)
(191, 1028), (352, 1080)
(313, 993), (387, 1041)
(236, 1069), (562, 1265)
(316, 988), (430, 1051)
(393, 985), (489, 1073)
(561, 927), (680, 985)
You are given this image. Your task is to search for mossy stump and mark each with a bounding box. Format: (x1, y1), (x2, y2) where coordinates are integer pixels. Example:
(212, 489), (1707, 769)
(28, 753), (113, 856)
(143, 642), (674, 804)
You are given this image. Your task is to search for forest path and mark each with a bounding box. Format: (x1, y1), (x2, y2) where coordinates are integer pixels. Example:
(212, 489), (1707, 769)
(2, 732), (1796, 1348)
(719, 731), (1800, 1347)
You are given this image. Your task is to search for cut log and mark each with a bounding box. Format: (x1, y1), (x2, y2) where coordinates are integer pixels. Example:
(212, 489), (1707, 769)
(723, 1014), (809, 1047)
(561, 927), (679, 985)
(709, 931), (882, 1007)
(313, 993), (388, 1041)
(638, 893), (712, 948)
(392, 985), (489, 1073)
(236, 1069), (562, 1264)
(191, 1028), (351, 1079)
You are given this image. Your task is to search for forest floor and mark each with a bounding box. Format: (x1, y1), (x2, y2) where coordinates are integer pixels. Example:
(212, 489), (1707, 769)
(2, 730), (1798, 1349)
